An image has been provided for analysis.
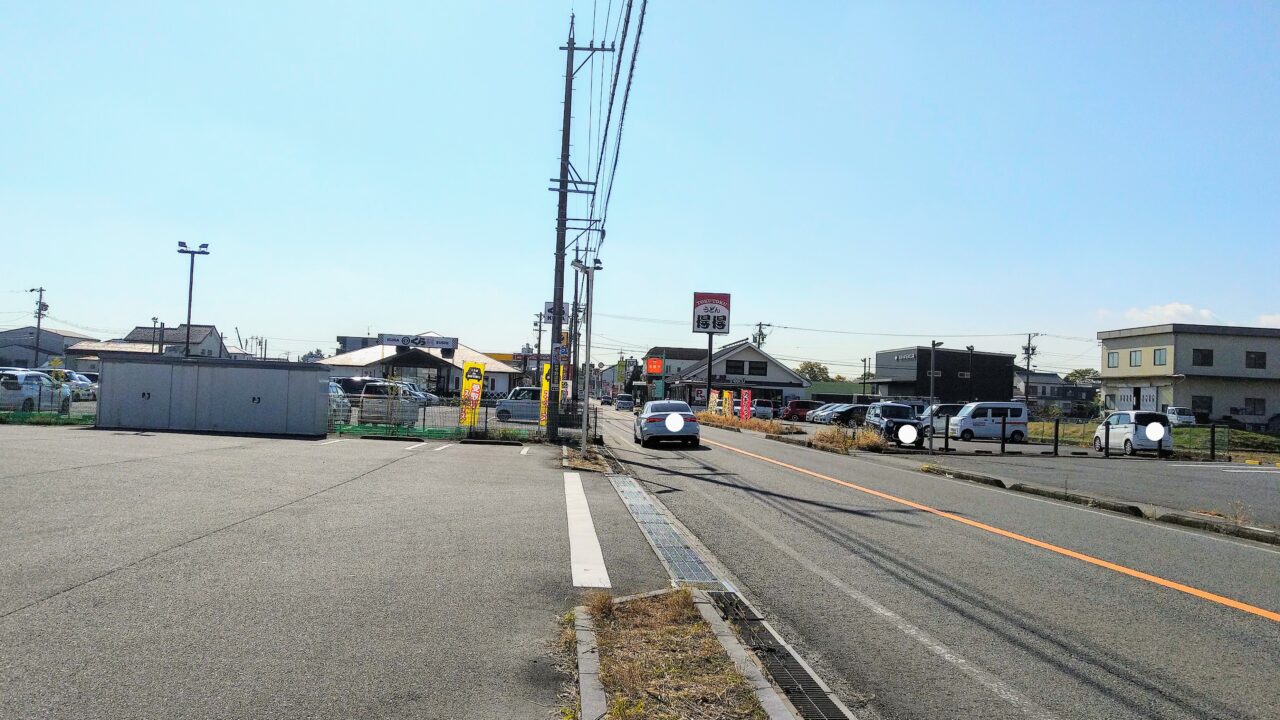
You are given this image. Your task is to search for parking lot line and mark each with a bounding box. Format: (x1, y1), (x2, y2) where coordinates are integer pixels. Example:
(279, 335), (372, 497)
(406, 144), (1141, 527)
(563, 472), (611, 588)
(404, 443), (430, 451)
(317, 439), (346, 446)
(431, 443), (454, 452)
(521, 447), (531, 455)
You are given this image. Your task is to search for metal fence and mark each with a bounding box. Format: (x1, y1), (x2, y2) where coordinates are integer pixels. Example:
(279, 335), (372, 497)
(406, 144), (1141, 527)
(330, 396), (596, 443)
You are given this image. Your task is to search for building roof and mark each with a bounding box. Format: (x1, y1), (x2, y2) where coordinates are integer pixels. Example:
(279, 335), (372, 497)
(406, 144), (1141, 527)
(877, 345), (1016, 358)
(66, 340), (165, 356)
(674, 339), (811, 387)
(643, 346), (708, 361)
(0, 325), (98, 340)
(1098, 323), (1280, 340)
(1015, 370), (1065, 382)
(323, 333), (521, 374)
(123, 324), (219, 344)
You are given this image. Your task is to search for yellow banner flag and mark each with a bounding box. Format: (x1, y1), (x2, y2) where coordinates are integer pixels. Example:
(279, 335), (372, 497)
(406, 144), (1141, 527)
(459, 362), (486, 426)
(539, 363), (551, 428)
(721, 390), (733, 417)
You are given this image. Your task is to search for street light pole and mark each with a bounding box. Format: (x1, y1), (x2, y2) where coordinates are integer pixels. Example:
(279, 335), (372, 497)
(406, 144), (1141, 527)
(966, 345), (975, 401)
(28, 287), (47, 368)
(573, 257), (603, 452)
(176, 242), (210, 356)
(929, 341), (942, 451)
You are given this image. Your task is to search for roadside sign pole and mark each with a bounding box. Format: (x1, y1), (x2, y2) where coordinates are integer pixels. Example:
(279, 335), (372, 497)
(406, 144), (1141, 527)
(1000, 415), (1008, 454)
(1053, 418), (1060, 456)
(706, 333), (713, 410)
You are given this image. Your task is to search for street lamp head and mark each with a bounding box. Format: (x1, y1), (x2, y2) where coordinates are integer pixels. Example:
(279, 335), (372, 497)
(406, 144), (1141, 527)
(966, 345), (974, 352)
(592, 258), (603, 271)
(571, 259), (586, 272)
(178, 242), (188, 249)
(933, 341), (944, 348)
(198, 243), (209, 250)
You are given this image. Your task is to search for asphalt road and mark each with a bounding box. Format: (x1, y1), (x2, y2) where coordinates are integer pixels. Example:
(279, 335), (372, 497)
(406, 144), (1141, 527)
(0, 425), (667, 719)
(783, 421), (1280, 528)
(597, 408), (1280, 720)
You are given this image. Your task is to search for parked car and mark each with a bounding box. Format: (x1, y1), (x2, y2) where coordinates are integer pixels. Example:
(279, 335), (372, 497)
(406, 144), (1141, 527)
(633, 400), (700, 447)
(615, 393), (635, 411)
(1166, 406), (1196, 426)
(42, 368), (95, 400)
(600, 396), (613, 405)
(399, 381), (440, 406)
(864, 402), (926, 446)
(78, 371), (100, 384)
(947, 402), (1030, 442)
(1093, 411), (1172, 457)
(354, 382), (418, 426)
(751, 399), (775, 419)
(495, 386), (541, 422)
(804, 402), (841, 422)
(327, 382), (352, 427)
(333, 377), (386, 407)
(833, 404), (869, 427)
(781, 399), (824, 421)
(0, 370), (72, 413)
(919, 403), (967, 436)
(813, 403), (853, 424)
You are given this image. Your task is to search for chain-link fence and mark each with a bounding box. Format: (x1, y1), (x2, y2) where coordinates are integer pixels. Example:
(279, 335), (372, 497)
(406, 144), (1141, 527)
(331, 395), (596, 443)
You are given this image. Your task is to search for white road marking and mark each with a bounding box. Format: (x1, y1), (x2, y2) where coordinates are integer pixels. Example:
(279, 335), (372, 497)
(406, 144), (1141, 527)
(405, 443), (429, 451)
(673, 476), (1059, 720)
(317, 439), (346, 446)
(1222, 469), (1280, 474)
(521, 447), (531, 455)
(431, 443), (454, 452)
(564, 472), (611, 588)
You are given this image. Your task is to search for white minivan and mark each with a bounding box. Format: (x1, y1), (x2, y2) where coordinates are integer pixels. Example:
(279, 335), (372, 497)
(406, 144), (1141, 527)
(947, 402), (1030, 442)
(1093, 411), (1172, 456)
(1166, 406), (1196, 426)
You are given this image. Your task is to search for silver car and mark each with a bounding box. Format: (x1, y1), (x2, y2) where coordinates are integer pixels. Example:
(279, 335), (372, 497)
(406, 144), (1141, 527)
(633, 400), (700, 448)
(0, 370), (72, 413)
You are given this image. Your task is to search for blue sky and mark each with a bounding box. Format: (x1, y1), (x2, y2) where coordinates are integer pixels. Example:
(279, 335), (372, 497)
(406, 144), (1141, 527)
(2, 2), (1277, 374)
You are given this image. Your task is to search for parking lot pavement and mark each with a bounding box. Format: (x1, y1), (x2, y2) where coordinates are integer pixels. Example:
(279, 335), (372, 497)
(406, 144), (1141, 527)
(0, 426), (667, 719)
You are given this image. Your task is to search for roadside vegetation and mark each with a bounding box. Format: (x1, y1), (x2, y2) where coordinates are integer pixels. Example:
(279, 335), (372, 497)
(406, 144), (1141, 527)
(694, 412), (786, 435)
(0, 411), (93, 426)
(1027, 420), (1280, 462)
(586, 589), (766, 720)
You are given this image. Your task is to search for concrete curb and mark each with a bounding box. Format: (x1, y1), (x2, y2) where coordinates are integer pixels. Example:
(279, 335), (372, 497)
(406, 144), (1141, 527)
(918, 464), (1279, 545)
(458, 438), (522, 446)
(560, 445), (569, 469)
(573, 606), (607, 720)
(691, 589), (800, 720)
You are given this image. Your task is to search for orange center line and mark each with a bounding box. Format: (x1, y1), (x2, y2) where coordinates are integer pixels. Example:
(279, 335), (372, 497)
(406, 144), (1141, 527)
(701, 437), (1280, 624)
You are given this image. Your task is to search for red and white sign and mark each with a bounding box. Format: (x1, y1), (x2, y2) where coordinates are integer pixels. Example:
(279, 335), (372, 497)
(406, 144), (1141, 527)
(645, 357), (664, 374)
(739, 388), (752, 421)
(693, 292), (731, 335)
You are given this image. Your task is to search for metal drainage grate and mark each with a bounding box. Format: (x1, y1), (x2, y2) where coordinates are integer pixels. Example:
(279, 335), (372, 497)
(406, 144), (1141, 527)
(709, 591), (852, 720)
(609, 475), (721, 585)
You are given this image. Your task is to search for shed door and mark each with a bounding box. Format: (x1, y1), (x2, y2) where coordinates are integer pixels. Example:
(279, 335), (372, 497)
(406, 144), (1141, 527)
(110, 363), (173, 430)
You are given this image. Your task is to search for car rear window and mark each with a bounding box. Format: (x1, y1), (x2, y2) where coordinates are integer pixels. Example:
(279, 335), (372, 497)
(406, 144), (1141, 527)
(1135, 412), (1168, 426)
(617, 394), (632, 400)
(880, 405), (913, 419)
(651, 402), (690, 413)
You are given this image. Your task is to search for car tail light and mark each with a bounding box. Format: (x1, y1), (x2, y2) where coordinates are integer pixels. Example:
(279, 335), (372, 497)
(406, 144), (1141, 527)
(682, 414), (698, 422)
(646, 416), (665, 423)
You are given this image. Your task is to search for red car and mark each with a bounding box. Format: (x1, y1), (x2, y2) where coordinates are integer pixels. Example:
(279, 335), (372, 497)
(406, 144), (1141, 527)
(781, 399), (825, 421)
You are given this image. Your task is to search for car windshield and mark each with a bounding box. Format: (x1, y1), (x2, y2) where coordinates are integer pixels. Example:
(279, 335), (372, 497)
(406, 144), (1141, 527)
(1135, 412), (1169, 426)
(650, 402), (690, 414)
(880, 405), (913, 419)
(617, 394), (632, 401)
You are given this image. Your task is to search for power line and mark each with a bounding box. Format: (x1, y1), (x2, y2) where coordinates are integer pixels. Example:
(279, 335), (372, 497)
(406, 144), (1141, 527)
(597, 0), (647, 247)
(765, 323), (1026, 339)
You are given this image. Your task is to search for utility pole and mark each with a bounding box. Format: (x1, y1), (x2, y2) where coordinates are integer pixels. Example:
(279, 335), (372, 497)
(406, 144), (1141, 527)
(752, 322), (768, 347)
(966, 345), (975, 401)
(861, 357), (869, 397)
(570, 247), (581, 407)
(1022, 333), (1038, 403)
(547, 16), (612, 440)
(28, 287), (47, 368)
(533, 313), (544, 382)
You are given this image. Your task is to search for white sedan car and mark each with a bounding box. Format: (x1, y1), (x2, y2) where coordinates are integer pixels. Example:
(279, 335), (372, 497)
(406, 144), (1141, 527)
(1093, 411), (1173, 457)
(633, 400), (700, 448)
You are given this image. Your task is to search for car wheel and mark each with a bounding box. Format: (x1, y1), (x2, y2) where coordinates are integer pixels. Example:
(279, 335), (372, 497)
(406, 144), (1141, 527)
(641, 436), (653, 448)
(1093, 437), (1103, 452)
(690, 437), (700, 448)
(1010, 430), (1025, 444)
(960, 429), (974, 442)
(21, 398), (34, 412)
(496, 410), (511, 421)
(633, 429), (640, 444)
(1123, 439), (1134, 456)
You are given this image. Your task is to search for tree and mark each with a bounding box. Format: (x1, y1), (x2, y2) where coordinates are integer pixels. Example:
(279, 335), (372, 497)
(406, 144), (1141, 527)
(832, 374), (848, 382)
(1064, 368), (1100, 383)
(796, 361), (831, 382)
(300, 348), (325, 363)
(857, 371), (874, 382)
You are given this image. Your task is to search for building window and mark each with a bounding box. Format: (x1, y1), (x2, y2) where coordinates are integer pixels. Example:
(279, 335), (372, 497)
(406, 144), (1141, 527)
(1244, 398), (1266, 416)
(1191, 395), (1213, 415)
(1153, 348), (1167, 366)
(1192, 349), (1213, 367)
(957, 371), (970, 379)
(1129, 350), (1141, 367)
(725, 360), (745, 375)
(747, 361), (767, 376)
(1245, 351), (1267, 369)
(1104, 393), (1116, 409)
(1107, 352), (1119, 368)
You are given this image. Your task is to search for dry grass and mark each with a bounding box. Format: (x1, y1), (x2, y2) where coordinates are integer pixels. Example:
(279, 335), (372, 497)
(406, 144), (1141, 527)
(565, 447), (612, 472)
(811, 427), (854, 453)
(590, 589), (766, 720)
(776, 423), (807, 435)
(694, 412), (784, 435)
(552, 609), (580, 720)
(853, 427), (888, 452)
(1191, 502), (1255, 527)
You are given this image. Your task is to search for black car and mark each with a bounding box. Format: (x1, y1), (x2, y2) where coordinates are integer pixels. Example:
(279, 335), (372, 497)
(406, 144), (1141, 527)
(833, 404), (869, 428)
(600, 396), (613, 405)
(864, 402), (926, 447)
(333, 377), (385, 406)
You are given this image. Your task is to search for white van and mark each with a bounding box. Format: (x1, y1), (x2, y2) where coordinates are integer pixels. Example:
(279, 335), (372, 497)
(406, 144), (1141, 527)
(947, 402), (1030, 442)
(1166, 406), (1196, 426)
(1093, 411), (1172, 456)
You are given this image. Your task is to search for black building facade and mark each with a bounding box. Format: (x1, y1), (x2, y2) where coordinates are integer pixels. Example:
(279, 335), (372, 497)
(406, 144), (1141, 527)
(872, 346), (1016, 403)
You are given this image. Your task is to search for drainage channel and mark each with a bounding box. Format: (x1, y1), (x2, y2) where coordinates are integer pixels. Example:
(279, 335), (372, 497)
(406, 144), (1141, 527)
(710, 591), (853, 720)
(607, 472), (856, 719)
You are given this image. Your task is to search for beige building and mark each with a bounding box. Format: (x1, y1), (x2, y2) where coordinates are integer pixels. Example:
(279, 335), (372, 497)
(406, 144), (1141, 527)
(1097, 323), (1280, 428)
